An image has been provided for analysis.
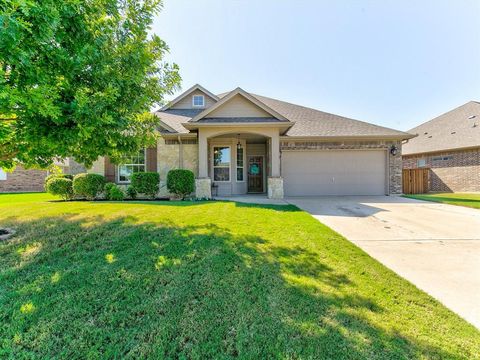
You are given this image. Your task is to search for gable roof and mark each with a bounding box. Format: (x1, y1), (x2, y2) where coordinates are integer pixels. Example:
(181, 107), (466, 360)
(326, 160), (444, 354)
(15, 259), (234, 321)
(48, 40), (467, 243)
(247, 93), (412, 138)
(155, 85), (414, 139)
(403, 101), (480, 155)
(160, 84), (219, 111)
(189, 87), (289, 122)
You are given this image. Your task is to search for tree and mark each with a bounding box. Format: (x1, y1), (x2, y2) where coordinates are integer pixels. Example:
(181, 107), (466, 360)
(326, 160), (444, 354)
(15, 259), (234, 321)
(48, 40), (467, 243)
(0, 0), (180, 169)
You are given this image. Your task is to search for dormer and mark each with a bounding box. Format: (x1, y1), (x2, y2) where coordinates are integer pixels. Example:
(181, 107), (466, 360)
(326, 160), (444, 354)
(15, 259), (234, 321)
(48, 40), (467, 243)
(161, 84), (219, 111)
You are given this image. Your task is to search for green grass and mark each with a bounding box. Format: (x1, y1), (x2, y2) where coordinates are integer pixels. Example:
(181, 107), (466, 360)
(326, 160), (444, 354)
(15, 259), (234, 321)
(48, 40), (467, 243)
(1, 193), (479, 359)
(404, 193), (480, 210)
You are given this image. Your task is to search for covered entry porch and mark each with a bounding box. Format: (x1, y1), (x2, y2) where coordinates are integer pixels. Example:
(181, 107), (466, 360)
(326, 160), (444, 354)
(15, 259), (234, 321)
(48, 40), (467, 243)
(195, 126), (284, 199)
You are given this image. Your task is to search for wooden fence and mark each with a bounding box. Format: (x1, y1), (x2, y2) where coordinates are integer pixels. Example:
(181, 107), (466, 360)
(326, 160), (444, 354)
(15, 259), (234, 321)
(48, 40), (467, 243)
(402, 168), (429, 194)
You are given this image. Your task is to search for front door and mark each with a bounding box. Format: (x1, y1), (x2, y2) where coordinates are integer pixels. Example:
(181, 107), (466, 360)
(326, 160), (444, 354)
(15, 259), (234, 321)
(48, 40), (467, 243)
(248, 156), (263, 193)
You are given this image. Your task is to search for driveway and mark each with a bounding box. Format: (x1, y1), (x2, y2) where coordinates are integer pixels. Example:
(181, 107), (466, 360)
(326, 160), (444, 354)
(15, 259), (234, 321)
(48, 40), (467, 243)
(287, 196), (480, 329)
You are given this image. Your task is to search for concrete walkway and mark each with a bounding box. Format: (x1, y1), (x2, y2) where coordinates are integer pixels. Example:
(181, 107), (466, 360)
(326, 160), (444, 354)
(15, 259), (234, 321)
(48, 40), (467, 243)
(287, 196), (480, 329)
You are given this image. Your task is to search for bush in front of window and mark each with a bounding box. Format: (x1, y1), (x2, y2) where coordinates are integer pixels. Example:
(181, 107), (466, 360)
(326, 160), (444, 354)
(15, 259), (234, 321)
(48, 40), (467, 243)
(108, 185), (125, 201)
(131, 172), (159, 198)
(46, 177), (74, 201)
(44, 173), (74, 191)
(166, 169), (194, 200)
(126, 185), (137, 200)
(73, 173), (106, 200)
(104, 182), (124, 201)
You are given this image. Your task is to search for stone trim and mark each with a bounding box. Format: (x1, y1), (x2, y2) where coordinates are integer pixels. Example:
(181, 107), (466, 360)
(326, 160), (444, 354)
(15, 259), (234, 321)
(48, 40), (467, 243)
(268, 177), (284, 199)
(195, 178), (212, 199)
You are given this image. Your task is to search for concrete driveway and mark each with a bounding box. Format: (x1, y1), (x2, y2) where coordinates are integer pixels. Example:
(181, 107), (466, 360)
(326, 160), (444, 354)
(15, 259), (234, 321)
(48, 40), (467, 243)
(287, 196), (480, 329)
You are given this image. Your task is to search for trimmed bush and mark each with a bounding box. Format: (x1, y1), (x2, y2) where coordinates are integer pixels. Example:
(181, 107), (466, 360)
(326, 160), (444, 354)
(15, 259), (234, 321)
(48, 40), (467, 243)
(108, 185), (125, 201)
(126, 185), (137, 200)
(44, 173), (73, 190)
(131, 172), (159, 198)
(73, 173), (106, 200)
(167, 169), (194, 199)
(46, 177), (73, 201)
(104, 182), (115, 194)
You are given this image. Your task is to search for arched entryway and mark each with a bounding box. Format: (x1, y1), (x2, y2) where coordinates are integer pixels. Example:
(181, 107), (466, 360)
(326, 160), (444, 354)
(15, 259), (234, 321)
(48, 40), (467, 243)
(208, 132), (271, 196)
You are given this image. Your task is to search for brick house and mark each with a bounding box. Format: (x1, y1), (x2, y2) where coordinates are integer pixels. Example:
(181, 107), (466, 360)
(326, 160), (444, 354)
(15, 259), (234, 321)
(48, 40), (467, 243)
(89, 84), (414, 198)
(402, 101), (480, 192)
(0, 158), (85, 193)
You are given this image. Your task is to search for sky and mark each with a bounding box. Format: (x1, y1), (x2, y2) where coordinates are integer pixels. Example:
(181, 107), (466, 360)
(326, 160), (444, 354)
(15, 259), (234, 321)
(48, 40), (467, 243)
(152, 0), (480, 131)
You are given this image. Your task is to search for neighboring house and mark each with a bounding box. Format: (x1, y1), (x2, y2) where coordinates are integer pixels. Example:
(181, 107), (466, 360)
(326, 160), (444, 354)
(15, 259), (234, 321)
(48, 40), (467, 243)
(89, 84), (413, 199)
(0, 166), (48, 193)
(403, 101), (480, 192)
(0, 158), (85, 193)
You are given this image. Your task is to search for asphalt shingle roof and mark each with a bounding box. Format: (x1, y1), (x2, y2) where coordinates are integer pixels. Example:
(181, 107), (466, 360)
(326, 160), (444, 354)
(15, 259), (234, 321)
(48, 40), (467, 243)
(402, 101), (480, 155)
(156, 89), (413, 139)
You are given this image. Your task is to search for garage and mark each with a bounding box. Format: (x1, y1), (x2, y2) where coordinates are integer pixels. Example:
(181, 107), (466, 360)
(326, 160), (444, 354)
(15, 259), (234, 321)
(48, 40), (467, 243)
(282, 150), (387, 196)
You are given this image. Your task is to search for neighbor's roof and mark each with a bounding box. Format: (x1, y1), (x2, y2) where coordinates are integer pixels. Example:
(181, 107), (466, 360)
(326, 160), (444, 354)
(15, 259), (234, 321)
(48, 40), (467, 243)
(155, 87), (414, 139)
(403, 101), (480, 155)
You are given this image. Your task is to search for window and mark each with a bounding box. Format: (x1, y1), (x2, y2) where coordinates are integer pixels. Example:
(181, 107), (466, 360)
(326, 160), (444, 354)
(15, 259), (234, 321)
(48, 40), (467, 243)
(432, 156), (453, 162)
(236, 144), (244, 181)
(118, 149), (146, 183)
(0, 168), (6, 181)
(192, 95), (205, 107)
(417, 158), (426, 167)
(213, 146), (230, 181)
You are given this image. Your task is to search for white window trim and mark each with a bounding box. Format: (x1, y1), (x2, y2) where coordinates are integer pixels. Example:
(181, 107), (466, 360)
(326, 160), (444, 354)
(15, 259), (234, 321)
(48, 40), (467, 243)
(236, 144), (245, 183)
(117, 149), (147, 184)
(192, 95), (205, 108)
(0, 168), (6, 181)
(212, 145), (231, 183)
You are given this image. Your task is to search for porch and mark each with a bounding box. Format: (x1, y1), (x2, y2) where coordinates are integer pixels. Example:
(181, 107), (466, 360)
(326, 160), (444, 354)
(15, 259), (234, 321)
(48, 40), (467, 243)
(195, 127), (284, 199)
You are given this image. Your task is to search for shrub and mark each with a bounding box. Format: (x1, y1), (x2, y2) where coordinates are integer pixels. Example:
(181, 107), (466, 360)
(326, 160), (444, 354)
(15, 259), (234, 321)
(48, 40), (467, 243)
(108, 185), (125, 201)
(131, 172), (159, 198)
(126, 185), (137, 200)
(44, 173), (73, 190)
(167, 169), (194, 199)
(104, 182), (115, 194)
(73, 173), (106, 200)
(46, 177), (74, 201)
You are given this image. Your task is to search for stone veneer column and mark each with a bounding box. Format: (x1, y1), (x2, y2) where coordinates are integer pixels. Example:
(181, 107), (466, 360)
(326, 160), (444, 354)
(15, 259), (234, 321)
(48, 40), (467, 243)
(268, 177), (284, 199)
(195, 178), (212, 199)
(196, 129), (212, 199)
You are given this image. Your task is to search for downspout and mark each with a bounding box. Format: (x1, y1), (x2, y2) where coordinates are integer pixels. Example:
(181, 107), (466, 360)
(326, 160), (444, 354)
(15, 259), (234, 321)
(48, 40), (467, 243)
(178, 136), (183, 169)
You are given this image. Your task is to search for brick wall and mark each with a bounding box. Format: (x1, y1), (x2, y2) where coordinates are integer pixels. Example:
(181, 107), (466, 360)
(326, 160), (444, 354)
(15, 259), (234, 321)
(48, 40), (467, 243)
(402, 148), (480, 192)
(280, 139), (403, 194)
(0, 166), (47, 193)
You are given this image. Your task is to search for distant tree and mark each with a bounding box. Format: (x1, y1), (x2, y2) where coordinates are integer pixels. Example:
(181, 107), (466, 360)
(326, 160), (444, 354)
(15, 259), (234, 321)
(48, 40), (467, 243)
(0, 0), (180, 169)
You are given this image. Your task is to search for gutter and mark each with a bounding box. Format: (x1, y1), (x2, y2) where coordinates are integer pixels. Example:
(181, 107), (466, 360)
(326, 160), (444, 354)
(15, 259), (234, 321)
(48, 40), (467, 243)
(280, 134), (416, 141)
(182, 122), (294, 130)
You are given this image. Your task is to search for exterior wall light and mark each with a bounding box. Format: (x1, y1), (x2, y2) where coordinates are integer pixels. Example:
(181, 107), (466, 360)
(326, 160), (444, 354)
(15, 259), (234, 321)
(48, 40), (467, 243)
(390, 145), (398, 156)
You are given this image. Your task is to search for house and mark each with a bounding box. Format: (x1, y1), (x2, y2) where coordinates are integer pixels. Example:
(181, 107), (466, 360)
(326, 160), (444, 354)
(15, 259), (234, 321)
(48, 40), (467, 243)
(0, 158), (85, 193)
(0, 166), (48, 193)
(89, 84), (414, 199)
(403, 101), (480, 192)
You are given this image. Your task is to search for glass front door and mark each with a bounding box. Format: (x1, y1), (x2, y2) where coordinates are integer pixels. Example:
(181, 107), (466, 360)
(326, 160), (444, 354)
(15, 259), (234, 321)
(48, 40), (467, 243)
(247, 156), (263, 193)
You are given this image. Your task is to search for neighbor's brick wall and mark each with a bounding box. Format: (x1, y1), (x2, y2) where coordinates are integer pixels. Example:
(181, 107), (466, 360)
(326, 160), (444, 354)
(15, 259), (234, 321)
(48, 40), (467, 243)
(403, 148), (480, 192)
(0, 166), (47, 193)
(280, 140), (403, 194)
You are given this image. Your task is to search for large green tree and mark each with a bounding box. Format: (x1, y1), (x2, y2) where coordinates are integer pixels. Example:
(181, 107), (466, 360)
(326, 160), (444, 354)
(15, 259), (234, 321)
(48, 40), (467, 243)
(0, 0), (180, 169)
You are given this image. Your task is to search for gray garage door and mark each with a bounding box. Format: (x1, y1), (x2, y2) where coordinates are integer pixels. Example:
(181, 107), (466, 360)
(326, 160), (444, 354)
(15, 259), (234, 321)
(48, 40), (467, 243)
(282, 150), (387, 196)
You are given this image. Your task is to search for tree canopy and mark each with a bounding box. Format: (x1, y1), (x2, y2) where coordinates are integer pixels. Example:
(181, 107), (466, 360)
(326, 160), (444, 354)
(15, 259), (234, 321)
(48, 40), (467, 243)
(0, 0), (180, 169)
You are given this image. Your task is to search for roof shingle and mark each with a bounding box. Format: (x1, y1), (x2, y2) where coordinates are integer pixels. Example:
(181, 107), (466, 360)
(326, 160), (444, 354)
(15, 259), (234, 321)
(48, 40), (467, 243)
(403, 101), (480, 155)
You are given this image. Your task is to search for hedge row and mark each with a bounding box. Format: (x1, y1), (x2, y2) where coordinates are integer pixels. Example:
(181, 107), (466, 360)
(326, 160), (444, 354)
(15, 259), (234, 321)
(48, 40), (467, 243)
(45, 169), (194, 201)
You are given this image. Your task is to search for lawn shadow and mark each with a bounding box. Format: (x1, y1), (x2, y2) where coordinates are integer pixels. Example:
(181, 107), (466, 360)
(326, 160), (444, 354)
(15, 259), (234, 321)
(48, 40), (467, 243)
(0, 214), (462, 359)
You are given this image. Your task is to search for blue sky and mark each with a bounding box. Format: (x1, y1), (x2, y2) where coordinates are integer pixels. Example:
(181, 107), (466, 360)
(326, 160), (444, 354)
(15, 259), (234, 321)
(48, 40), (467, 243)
(152, 0), (480, 131)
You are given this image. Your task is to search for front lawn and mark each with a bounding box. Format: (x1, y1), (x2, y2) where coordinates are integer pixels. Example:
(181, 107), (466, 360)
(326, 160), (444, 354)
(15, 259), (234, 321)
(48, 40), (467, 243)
(404, 193), (480, 210)
(1, 193), (479, 359)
